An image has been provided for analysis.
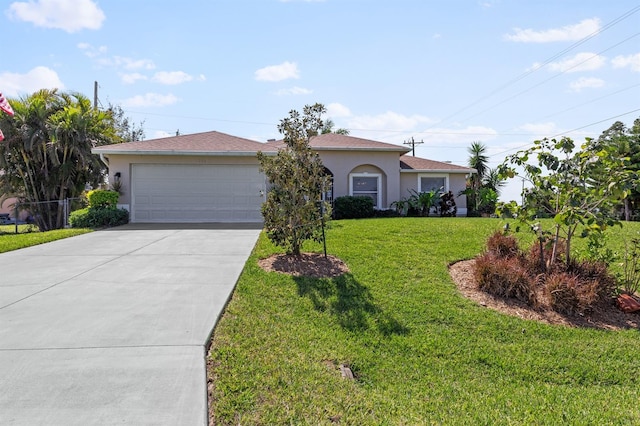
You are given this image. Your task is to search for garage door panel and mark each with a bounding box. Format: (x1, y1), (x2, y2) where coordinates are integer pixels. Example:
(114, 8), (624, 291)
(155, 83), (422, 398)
(131, 164), (264, 223)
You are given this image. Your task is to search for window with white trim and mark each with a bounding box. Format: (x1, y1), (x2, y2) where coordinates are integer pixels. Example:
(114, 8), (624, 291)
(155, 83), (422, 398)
(350, 173), (381, 208)
(419, 174), (448, 193)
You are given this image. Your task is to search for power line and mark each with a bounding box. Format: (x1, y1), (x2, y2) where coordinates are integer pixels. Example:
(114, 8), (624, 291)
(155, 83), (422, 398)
(458, 31), (640, 124)
(490, 107), (640, 159)
(420, 4), (640, 131)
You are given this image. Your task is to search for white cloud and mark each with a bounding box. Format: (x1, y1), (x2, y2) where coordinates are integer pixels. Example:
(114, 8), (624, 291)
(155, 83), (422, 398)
(106, 56), (156, 71)
(7, 0), (105, 33)
(326, 103), (352, 118)
(121, 93), (179, 108)
(274, 86), (312, 96)
(77, 42), (107, 58)
(254, 61), (299, 82)
(538, 52), (606, 73)
(120, 73), (147, 84)
(151, 130), (173, 139)
(347, 111), (435, 133)
(152, 71), (194, 85)
(504, 18), (600, 43)
(518, 122), (559, 137)
(569, 77), (604, 92)
(612, 53), (640, 72)
(0, 66), (64, 96)
(478, 0), (499, 9)
(419, 126), (498, 145)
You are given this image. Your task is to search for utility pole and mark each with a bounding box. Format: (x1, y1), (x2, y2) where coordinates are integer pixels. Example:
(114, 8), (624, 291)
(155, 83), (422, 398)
(93, 81), (98, 109)
(403, 136), (423, 157)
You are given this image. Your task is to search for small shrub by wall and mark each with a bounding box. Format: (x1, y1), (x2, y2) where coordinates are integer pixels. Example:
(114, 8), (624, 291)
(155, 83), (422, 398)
(69, 207), (129, 228)
(87, 190), (119, 209)
(333, 196), (375, 220)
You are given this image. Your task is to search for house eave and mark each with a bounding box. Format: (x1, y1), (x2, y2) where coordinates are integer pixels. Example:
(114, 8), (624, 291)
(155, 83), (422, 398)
(91, 149), (276, 157)
(400, 168), (476, 174)
(313, 147), (410, 153)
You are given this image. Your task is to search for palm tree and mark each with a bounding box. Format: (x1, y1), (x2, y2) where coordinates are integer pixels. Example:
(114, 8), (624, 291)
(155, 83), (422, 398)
(483, 167), (506, 196)
(468, 141), (488, 184)
(466, 141), (489, 214)
(0, 89), (119, 230)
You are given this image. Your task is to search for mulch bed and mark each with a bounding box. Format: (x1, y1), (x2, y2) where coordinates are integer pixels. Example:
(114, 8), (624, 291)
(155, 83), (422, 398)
(449, 259), (640, 330)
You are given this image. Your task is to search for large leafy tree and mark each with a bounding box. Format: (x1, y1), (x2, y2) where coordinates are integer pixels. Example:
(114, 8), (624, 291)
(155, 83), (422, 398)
(0, 89), (121, 230)
(108, 103), (145, 142)
(257, 103), (332, 255)
(586, 118), (640, 221)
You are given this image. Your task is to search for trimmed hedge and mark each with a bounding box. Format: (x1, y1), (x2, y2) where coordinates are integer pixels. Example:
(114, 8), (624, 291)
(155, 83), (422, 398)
(69, 206), (129, 228)
(333, 196), (375, 219)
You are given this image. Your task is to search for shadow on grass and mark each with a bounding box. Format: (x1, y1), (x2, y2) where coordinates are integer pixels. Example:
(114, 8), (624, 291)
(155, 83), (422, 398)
(294, 273), (409, 336)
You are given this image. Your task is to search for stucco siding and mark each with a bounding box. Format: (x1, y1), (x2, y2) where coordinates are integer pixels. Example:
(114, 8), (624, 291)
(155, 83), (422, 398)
(400, 172), (469, 213)
(318, 151), (402, 209)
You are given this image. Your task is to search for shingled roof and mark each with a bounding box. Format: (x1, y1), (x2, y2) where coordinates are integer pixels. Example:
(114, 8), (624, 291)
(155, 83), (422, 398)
(265, 133), (411, 153)
(93, 131), (277, 156)
(400, 155), (475, 173)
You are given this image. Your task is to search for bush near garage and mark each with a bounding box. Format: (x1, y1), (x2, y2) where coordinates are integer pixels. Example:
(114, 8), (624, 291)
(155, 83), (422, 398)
(87, 189), (119, 208)
(333, 196), (375, 219)
(69, 189), (129, 228)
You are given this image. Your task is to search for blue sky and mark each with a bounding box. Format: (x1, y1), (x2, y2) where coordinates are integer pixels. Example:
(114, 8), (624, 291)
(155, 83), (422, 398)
(2, 0), (639, 202)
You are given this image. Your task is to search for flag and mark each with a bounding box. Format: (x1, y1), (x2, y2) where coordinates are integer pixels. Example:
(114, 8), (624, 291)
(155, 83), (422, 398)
(0, 128), (4, 141)
(0, 92), (14, 116)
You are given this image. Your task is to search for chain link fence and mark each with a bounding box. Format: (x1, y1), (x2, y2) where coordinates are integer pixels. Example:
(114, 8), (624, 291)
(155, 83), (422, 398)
(0, 198), (85, 234)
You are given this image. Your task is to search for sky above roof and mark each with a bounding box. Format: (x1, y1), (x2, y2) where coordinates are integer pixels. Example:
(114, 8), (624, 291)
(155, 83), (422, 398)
(2, 0), (639, 202)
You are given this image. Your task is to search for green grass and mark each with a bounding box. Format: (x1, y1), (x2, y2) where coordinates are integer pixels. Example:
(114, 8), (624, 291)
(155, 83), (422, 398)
(208, 217), (640, 425)
(0, 227), (92, 253)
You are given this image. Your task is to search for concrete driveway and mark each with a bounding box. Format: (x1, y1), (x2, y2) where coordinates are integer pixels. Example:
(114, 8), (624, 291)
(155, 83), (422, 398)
(0, 223), (261, 425)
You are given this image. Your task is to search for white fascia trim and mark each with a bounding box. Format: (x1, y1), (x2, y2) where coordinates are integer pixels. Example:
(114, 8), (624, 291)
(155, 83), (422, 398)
(400, 169), (474, 174)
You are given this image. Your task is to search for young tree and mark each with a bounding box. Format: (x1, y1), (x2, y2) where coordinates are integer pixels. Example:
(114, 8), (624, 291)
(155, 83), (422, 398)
(0, 89), (121, 230)
(257, 103), (332, 255)
(498, 137), (635, 267)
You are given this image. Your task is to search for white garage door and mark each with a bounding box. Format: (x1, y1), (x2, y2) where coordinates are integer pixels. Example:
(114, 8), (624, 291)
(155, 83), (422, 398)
(131, 164), (265, 223)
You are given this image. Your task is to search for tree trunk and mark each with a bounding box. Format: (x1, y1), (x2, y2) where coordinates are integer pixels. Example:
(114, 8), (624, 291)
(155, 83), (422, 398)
(624, 198), (631, 221)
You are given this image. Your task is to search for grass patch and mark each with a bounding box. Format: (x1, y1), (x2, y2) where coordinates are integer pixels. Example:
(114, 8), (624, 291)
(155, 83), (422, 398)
(209, 217), (640, 424)
(0, 227), (92, 253)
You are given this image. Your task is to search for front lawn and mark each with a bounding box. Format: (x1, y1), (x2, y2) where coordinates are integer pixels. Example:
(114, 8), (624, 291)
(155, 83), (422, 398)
(0, 227), (92, 253)
(208, 217), (640, 424)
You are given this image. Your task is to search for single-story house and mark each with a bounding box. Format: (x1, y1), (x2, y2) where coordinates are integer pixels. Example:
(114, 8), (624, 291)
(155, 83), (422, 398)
(92, 131), (475, 223)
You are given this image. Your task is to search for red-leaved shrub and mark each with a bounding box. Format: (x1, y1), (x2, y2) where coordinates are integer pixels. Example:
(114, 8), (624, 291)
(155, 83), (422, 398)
(474, 252), (539, 308)
(486, 231), (520, 258)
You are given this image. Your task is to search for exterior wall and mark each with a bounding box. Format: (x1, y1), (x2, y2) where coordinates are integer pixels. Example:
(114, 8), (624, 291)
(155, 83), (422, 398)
(400, 171), (469, 214)
(104, 154), (262, 210)
(317, 151), (403, 209)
